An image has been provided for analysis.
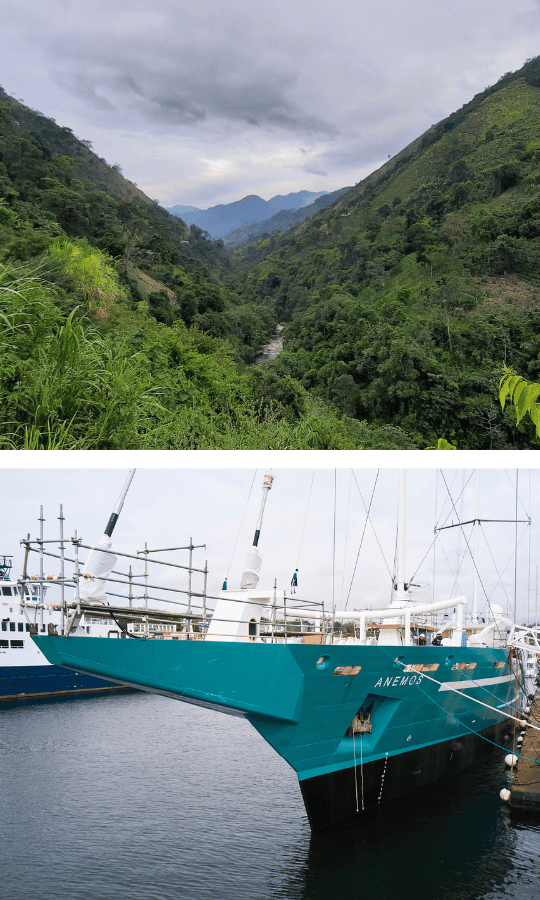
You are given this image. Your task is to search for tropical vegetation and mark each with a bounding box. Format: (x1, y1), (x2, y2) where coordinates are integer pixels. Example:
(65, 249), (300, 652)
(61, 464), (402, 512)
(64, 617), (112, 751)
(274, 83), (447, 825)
(3, 57), (540, 449)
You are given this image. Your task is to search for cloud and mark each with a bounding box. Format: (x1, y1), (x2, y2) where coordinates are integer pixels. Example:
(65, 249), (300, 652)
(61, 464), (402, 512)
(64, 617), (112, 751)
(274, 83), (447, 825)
(300, 160), (329, 177)
(2, 0), (540, 205)
(42, 9), (337, 136)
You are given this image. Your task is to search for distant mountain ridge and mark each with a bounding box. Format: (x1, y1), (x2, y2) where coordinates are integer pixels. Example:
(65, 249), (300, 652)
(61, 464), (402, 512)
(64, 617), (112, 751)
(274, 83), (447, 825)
(223, 187), (352, 247)
(167, 190), (328, 238)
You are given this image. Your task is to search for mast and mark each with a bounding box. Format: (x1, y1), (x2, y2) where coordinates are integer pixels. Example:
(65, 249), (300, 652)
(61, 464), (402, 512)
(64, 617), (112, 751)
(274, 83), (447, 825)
(103, 470), (136, 537)
(394, 470), (408, 602)
(79, 469), (137, 602)
(472, 469), (480, 624)
(240, 471), (273, 590)
(38, 506), (45, 630)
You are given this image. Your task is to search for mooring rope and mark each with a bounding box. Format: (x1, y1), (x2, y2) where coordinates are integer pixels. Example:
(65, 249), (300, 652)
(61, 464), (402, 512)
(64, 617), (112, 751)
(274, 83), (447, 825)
(393, 658), (540, 733)
(392, 657), (540, 766)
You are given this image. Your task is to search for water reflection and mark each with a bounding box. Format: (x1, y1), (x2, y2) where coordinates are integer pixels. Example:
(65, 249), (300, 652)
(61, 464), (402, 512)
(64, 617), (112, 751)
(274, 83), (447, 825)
(2, 693), (540, 900)
(278, 759), (540, 900)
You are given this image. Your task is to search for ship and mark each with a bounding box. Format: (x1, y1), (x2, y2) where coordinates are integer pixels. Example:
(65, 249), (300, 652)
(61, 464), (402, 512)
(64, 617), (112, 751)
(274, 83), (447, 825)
(0, 553), (138, 700)
(1, 493), (138, 702)
(32, 469), (533, 830)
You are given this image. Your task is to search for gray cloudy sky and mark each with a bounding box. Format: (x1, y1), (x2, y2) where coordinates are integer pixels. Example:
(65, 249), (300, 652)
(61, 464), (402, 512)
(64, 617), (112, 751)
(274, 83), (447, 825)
(1, 0), (540, 207)
(1, 466), (538, 624)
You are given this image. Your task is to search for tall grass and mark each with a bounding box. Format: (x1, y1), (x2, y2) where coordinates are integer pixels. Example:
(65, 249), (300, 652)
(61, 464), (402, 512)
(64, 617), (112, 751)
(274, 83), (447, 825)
(0, 263), (414, 449)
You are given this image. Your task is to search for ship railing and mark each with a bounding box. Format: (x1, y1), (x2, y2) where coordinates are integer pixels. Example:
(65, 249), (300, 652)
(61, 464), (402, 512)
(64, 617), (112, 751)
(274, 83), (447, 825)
(19, 525), (210, 638)
(19, 523), (328, 642)
(203, 588), (330, 643)
(262, 597), (468, 646)
(20, 516), (467, 646)
(326, 596), (467, 646)
(508, 625), (540, 655)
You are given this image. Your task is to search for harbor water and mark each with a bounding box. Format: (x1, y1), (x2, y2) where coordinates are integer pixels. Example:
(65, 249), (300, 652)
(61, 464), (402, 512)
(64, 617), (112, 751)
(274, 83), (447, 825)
(2, 691), (540, 900)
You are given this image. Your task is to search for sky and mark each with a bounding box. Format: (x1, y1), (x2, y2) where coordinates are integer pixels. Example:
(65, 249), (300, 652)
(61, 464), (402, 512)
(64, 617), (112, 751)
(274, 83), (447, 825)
(1, 0), (540, 207)
(1, 465), (538, 625)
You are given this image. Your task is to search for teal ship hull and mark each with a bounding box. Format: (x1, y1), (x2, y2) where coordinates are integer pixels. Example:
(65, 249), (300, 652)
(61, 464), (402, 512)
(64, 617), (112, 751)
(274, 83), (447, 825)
(34, 635), (518, 830)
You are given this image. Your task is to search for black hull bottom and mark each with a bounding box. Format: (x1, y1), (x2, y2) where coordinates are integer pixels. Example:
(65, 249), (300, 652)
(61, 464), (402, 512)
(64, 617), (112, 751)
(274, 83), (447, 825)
(300, 719), (514, 832)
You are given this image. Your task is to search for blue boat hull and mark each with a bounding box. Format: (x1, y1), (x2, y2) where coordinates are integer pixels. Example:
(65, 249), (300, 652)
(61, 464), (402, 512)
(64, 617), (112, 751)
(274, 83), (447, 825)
(0, 663), (133, 700)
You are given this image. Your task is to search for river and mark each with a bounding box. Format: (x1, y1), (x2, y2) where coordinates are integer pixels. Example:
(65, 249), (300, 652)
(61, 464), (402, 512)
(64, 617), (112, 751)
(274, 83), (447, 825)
(255, 323), (284, 364)
(2, 691), (540, 900)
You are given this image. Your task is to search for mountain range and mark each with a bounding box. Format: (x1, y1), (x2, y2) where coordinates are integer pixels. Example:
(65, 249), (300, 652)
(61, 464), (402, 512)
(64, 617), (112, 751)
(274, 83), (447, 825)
(222, 187), (351, 247)
(167, 190), (329, 239)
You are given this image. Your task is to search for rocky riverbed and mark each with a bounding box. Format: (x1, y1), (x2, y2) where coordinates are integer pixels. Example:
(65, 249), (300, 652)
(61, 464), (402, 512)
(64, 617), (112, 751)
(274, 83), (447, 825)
(254, 323), (284, 364)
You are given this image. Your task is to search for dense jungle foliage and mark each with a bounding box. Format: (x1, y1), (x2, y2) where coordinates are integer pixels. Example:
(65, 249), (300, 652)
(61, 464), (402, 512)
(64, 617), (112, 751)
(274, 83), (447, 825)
(1, 90), (411, 449)
(3, 57), (540, 449)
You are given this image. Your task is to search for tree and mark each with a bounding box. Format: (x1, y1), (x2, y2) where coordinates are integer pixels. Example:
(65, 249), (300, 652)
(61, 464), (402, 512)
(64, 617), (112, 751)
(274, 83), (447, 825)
(499, 368), (540, 437)
(425, 438), (457, 449)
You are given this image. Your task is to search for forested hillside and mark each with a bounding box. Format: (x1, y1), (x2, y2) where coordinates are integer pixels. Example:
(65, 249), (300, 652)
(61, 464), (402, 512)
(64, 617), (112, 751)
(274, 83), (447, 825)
(236, 58), (540, 448)
(3, 56), (540, 449)
(0, 88), (405, 449)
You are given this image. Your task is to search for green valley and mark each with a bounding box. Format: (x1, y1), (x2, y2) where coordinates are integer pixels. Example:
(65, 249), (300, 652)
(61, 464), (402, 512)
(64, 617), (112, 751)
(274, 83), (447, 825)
(3, 57), (540, 449)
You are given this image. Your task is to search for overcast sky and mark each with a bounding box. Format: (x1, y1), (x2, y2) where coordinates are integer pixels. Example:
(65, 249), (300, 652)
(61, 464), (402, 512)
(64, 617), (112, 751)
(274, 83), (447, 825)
(1, 466), (538, 624)
(1, 0), (539, 207)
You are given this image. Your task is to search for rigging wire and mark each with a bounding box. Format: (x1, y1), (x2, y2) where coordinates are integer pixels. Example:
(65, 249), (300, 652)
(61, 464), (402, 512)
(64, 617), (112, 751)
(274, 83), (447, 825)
(434, 469), (459, 531)
(393, 656), (540, 733)
(420, 469), (530, 623)
(435, 525), (474, 602)
(332, 469), (337, 614)
(339, 470), (353, 608)
(226, 470), (257, 580)
(345, 471), (381, 609)
(528, 469), (532, 626)
(438, 470), (497, 622)
(409, 470), (472, 590)
(432, 470), (438, 602)
(435, 470), (476, 531)
(393, 658), (539, 767)
(479, 521), (530, 610)
(514, 469), (519, 621)
(451, 469), (466, 598)
(479, 522), (511, 608)
(295, 470), (315, 570)
(350, 469), (392, 576)
(504, 467), (530, 520)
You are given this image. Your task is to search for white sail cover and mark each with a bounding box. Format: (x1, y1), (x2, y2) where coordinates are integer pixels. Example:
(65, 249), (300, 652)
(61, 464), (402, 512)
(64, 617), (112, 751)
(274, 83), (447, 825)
(240, 547), (262, 590)
(79, 534), (117, 603)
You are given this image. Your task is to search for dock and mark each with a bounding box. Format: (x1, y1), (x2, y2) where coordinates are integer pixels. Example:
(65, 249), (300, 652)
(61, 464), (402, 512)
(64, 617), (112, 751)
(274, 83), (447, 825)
(509, 696), (540, 811)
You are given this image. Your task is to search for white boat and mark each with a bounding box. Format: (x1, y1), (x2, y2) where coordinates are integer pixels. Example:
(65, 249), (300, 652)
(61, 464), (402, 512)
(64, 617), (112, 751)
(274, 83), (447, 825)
(0, 492), (138, 702)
